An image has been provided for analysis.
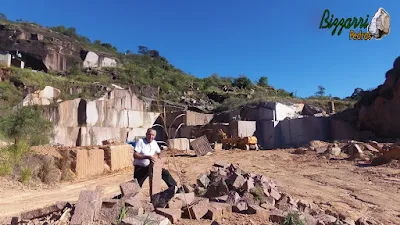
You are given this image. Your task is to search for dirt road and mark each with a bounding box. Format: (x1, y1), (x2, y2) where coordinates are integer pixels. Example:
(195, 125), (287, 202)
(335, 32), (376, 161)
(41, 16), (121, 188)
(0, 171), (132, 218)
(0, 149), (399, 224)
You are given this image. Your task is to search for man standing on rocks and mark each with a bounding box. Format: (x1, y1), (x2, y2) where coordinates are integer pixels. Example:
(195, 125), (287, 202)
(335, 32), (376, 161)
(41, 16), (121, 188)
(133, 128), (180, 191)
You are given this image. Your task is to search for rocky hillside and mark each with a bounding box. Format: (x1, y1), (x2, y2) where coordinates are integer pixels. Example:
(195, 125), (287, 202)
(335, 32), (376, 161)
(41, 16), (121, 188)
(0, 18), (356, 115)
(352, 56), (400, 138)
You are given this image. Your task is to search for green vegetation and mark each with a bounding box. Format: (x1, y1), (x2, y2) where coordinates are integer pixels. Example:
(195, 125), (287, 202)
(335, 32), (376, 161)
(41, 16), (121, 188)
(282, 213), (305, 225)
(232, 76), (252, 89)
(0, 104), (52, 182)
(0, 140), (30, 176)
(0, 12), (360, 187)
(48, 25), (118, 54)
(0, 106), (53, 146)
(251, 185), (266, 203)
(0, 12), (357, 116)
(20, 167), (32, 184)
(117, 202), (127, 224)
(257, 76), (268, 87)
(315, 85), (326, 97)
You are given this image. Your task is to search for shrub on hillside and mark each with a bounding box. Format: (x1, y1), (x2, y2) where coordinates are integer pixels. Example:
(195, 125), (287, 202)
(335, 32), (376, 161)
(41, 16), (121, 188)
(232, 76), (252, 89)
(0, 106), (53, 146)
(257, 76), (268, 87)
(0, 140), (30, 176)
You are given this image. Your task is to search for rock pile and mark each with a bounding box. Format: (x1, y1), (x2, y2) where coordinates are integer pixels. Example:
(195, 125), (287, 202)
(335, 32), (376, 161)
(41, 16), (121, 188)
(11, 181), (166, 225)
(306, 139), (400, 166)
(311, 141), (380, 159)
(8, 163), (381, 225)
(187, 162), (363, 225)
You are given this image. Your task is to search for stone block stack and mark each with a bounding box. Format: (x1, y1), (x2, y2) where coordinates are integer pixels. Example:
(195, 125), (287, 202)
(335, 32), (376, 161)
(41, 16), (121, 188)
(47, 88), (160, 146)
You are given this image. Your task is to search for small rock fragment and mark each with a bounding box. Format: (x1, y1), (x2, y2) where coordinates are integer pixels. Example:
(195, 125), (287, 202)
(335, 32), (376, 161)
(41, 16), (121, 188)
(232, 201), (248, 213)
(316, 146), (328, 154)
(293, 148), (307, 154)
(314, 214), (338, 224)
(297, 199), (311, 213)
(210, 202), (232, 213)
(70, 189), (103, 225)
(355, 217), (378, 225)
(197, 174), (210, 188)
(120, 180), (140, 198)
(229, 173), (246, 190)
(205, 177), (229, 198)
(151, 186), (176, 208)
(240, 192), (256, 205)
(155, 208), (181, 224)
(260, 202), (275, 210)
(299, 213), (318, 225)
(183, 198), (209, 220)
(204, 204), (224, 220)
(226, 191), (241, 205)
(269, 209), (288, 224)
(21, 202), (67, 220)
(182, 184), (194, 193)
(168, 198), (184, 209)
(270, 188), (281, 201)
(126, 206), (144, 216)
(172, 192), (195, 206)
(122, 213), (170, 225)
(125, 192), (146, 207)
(241, 178), (255, 192)
(102, 199), (119, 208)
(343, 218), (356, 225)
(210, 195), (229, 203)
(247, 204), (268, 216)
(330, 147), (341, 156)
(213, 161), (227, 168)
(362, 143), (379, 152)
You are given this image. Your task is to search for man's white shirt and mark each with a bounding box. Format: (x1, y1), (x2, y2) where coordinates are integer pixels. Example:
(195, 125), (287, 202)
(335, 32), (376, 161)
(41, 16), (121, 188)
(133, 138), (161, 167)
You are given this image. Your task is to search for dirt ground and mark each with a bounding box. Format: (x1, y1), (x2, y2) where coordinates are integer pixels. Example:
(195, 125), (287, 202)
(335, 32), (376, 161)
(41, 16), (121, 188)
(0, 149), (399, 225)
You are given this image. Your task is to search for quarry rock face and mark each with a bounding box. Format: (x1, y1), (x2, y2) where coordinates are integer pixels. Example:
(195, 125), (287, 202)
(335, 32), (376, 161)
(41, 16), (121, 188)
(0, 21), (117, 72)
(18, 86), (61, 107)
(355, 56), (400, 137)
(81, 50), (117, 68)
(44, 88), (160, 146)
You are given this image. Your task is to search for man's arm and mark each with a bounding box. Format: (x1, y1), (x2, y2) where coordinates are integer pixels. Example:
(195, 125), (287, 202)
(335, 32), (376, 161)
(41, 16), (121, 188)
(134, 151), (152, 160)
(154, 142), (161, 159)
(133, 139), (151, 160)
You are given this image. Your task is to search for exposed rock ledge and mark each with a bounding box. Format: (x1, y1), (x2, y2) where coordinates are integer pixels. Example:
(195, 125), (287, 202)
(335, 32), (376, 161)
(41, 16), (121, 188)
(354, 56), (400, 138)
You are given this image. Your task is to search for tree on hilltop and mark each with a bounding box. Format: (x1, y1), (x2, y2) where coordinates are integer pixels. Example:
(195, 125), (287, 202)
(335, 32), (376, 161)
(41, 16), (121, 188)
(233, 75), (252, 89)
(315, 85), (326, 97)
(257, 76), (268, 87)
(350, 87), (365, 100)
(0, 12), (7, 21)
(138, 45), (159, 58)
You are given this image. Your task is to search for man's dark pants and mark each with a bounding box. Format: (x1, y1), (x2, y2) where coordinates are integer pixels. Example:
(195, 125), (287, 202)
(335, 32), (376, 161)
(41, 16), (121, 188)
(134, 165), (177, 188)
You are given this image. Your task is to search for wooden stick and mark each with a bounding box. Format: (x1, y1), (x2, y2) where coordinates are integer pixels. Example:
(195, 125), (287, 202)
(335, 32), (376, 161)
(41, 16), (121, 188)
(149, 161), (154, 201)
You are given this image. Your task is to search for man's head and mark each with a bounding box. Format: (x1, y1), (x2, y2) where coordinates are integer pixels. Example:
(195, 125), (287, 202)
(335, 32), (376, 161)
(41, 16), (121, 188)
(145, 128), (157, 142)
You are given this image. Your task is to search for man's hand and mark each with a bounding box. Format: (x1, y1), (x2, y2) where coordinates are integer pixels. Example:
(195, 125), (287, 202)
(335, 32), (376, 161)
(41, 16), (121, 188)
(148, 155), (158, 164)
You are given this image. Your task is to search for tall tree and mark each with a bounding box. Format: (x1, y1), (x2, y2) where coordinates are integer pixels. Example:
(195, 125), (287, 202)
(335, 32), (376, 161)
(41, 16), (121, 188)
(315, 85), (326, 97)
(138, 46), (149, 55)
(257, 76), (268, 87)
(233, 75), (252, 89)
(0, 12), (7, 21)
(350, 87), (364, 100)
